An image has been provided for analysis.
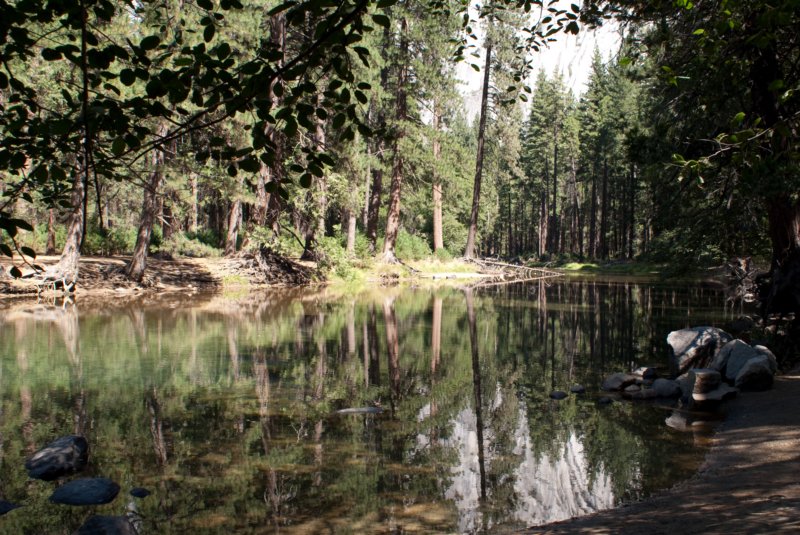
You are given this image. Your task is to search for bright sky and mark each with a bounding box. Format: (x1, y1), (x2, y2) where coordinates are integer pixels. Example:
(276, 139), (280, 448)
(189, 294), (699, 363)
(456, 7), (622, 104)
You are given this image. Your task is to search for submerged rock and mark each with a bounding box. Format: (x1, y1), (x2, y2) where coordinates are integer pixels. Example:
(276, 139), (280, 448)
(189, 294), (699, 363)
(569, 385), (586, 394)
(597, 397), (614, 405)
(49, 477), (120, 506)
(549, 390), (568, 400)
(76, 515), (137, 535)
(0, 500), (21, 516)
(667, 326), (732, 375)
(129, 487), (151, 498)
(25, 435), (88, 481)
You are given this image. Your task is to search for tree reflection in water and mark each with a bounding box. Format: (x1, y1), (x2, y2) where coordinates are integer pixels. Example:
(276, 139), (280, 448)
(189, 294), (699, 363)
(0, 278), (742, 533)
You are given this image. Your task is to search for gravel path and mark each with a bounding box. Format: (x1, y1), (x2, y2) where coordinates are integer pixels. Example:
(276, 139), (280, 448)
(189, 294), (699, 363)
(531, 374), (800, 534)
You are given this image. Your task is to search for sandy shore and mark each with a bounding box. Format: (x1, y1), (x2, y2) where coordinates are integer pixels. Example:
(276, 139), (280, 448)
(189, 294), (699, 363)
(532, 374), (800, 534)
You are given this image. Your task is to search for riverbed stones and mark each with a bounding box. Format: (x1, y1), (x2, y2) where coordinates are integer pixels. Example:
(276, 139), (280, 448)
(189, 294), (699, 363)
(550, 390), (568, 400)
(25, 435), (88, 481)
(76, 515), (137, 535)
(667, 326), (732, 375)
(49, 477), (120, 506)
(602, 373), (637, 391)
(569, 385), (586, 394)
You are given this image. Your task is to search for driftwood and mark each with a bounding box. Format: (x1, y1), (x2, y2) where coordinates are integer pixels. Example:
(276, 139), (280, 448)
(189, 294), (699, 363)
(465, 257), (562, 278)
(463, 257), (563, 289)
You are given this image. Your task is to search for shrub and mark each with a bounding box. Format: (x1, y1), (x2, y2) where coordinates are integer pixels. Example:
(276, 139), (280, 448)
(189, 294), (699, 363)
(395, 229), (431, 260)
(160, 232), (221, 258)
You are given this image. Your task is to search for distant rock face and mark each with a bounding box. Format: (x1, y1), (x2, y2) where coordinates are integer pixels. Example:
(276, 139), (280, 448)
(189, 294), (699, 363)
(667, 327), (732, 375)
(601, 373), (637, 391)
(76, 515), (137, 535)
(49, 477), (120, 506)
(25, 435), (88, 481)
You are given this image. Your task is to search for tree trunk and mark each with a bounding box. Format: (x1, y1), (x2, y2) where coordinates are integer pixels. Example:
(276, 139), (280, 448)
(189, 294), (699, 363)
(345, 207), (356, 255)
(464, 34), (493, 259)
(190, 172), (198, 233)
(126, 124), (168, 282)
(46, 208), (57, 255)
(432, 105), (444, 253)
(600, 158), (609, 259)
(589, 169), (597, 259)
(52, 165), (86, 284)
(761, 195), (800, 314)
(381, 17), (409, 263)
(224, 195), (242, 257)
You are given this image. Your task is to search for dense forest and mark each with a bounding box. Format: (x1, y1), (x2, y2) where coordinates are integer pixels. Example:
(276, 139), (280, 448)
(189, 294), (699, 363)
(0, 0), (798, 313)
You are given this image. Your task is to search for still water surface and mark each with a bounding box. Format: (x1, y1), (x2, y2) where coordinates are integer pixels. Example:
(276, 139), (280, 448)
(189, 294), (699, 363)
(0, 277), (742, 533)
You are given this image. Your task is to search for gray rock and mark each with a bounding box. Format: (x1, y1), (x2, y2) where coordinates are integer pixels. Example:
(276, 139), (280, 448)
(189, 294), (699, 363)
(652, 378), (682, 398)
(735, 356), (774, 391)
(624, 384), (641, 394)
(632, 366), (658, 380)
(597, 397), (614, 405)
(50, 477), (120, 506)
(667, 327), (732, 375)
(75, 515), (137, 535)
(720, 340), (762, 381)
(753, 345), (778, 374)
(693, 384), (739, 402)
(601, 373), (637, 391)
(550, 390), (568, 400)
(25, 435), (88, 481)
(690, 368), (722, 394)
(0, 500), (21, 516)
(675, 374), (693, 400)
(569, 385), (586, 394)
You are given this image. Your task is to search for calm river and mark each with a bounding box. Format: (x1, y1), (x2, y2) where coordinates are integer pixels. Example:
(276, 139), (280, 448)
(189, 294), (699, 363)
(0, 277), (744, 533)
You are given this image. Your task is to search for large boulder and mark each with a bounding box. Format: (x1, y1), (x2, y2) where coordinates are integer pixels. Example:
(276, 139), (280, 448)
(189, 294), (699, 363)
(667, 327), (732, 375)
(718, 340), (762, 381)
(25, 435), (88, 481)
(49, 477), (120, 506)
(735, 355), (775, 391)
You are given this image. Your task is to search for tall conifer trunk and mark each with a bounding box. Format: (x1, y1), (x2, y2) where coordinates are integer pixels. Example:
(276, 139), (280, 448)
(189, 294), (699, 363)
(432, 106), (444, 253)
(382, 17), (409, 263)
(465, 31), (493, 259)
